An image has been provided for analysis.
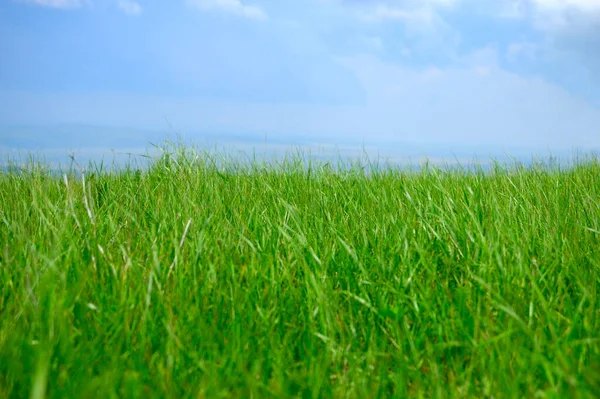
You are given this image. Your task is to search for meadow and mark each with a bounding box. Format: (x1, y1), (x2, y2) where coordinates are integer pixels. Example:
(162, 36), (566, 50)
(0, 144), (599, 398)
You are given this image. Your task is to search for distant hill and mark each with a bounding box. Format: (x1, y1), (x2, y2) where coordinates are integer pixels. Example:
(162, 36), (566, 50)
(0, 124), (173, 150)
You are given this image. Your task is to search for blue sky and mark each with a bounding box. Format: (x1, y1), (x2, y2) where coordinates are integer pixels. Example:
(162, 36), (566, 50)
(1, 0), (599, 162)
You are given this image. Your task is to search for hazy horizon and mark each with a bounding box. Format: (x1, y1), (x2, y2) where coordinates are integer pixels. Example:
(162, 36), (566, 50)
(1, 123), (594, 173)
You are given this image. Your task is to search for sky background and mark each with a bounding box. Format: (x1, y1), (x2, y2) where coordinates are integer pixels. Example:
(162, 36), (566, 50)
(1, 0), (599, 166)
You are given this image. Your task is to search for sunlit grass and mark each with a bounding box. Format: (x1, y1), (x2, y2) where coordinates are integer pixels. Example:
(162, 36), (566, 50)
(1, 143), (599, 398)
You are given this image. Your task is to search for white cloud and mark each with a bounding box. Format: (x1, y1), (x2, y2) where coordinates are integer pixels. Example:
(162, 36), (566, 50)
(117, 0), (142, 15)
(532, 0), (600, 12)
(359, 4), (435, 24)
(339, 0), (600, 84)
(187, 0), (268, 20)
(15, 0), (83, 8)
(339, 0), (469, 43)
(497, 1), (529, 19)
(506, 0), (600, 31)
(333, 53), (600, 149)
(360, 36), (384, 51)
(506, 41), (539, 62)
(342, 0), (600, 30)
(4, 57), (599, 153)
(524, 0), (600, 80)
(348, 3), (459, 44)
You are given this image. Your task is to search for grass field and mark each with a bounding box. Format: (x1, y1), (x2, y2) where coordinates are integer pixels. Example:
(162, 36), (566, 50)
(1, 144), (599, 398)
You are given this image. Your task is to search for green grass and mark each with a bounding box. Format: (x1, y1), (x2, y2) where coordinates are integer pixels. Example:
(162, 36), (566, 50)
(1, 144), (599, 398)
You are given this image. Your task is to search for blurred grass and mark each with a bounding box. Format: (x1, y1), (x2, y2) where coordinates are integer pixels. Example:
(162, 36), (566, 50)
(0, 144), (599, 398)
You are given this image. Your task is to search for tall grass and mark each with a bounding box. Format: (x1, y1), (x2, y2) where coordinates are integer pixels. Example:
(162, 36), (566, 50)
(1, 144), (599, 398)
